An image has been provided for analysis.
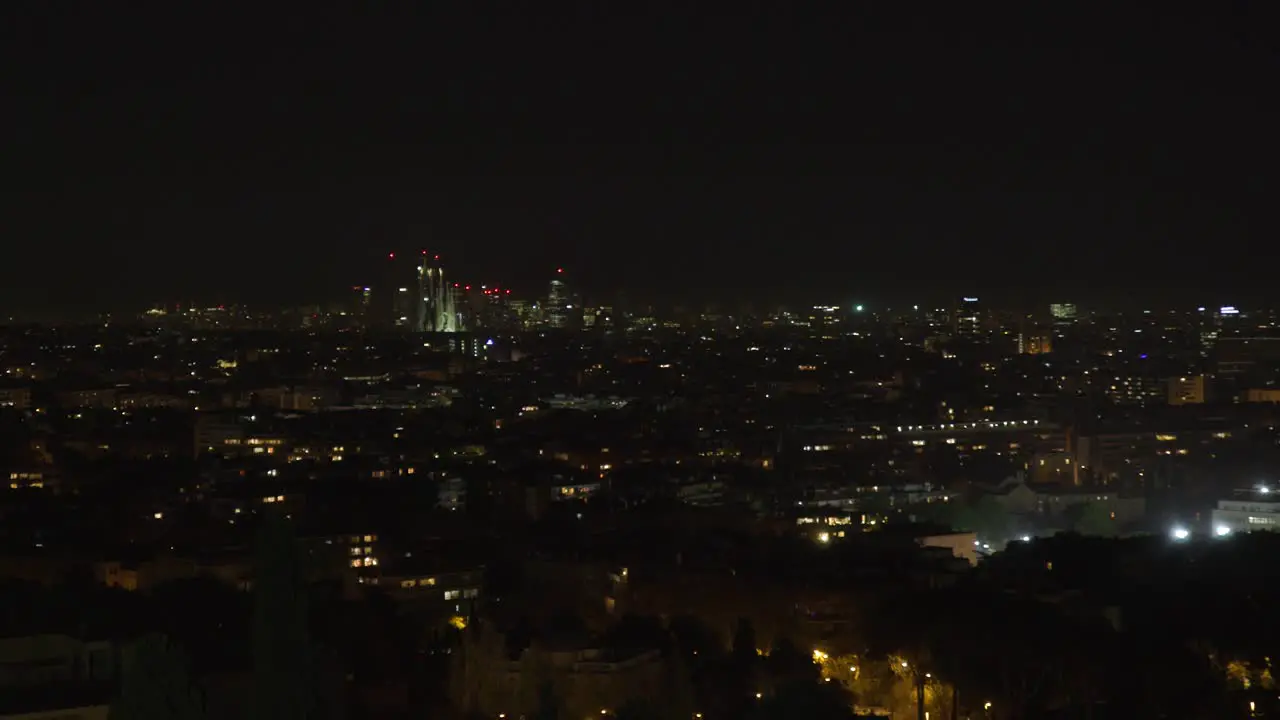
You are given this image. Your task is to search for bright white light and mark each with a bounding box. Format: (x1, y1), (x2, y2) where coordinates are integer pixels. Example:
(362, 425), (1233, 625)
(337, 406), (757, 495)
(1260, 486), (1271, 495)
(1020, 535), (1031, 542)
(1215, 525), (1231, 537)
(1171, 527), (1190, 541)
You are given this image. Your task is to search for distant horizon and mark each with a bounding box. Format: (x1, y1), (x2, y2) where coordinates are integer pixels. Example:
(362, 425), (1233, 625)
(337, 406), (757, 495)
(6, 293), (1277, 325)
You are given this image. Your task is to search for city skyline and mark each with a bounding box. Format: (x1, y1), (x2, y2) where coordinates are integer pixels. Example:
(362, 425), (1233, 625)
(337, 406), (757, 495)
(6, 6), (1280, 718)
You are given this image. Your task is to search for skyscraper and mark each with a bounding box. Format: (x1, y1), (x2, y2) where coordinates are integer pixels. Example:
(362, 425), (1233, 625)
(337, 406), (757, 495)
(955, 296), (981, 336)
(375, 252), (413, 329)
(1050, 303), (1077, 322)
(349, 286), (371, 327)
(546, 268), (569, 329)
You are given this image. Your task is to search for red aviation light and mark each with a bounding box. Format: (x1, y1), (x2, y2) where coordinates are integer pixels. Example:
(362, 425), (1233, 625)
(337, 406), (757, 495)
(388, 252), (395, 259)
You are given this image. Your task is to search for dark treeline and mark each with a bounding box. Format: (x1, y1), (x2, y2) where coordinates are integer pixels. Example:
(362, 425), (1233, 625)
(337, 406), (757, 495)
(6, 521), (1280, 718)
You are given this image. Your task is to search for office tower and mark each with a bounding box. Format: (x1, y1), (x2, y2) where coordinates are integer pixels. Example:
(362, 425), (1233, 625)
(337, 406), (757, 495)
(1050, 303), (1078, 322)
(477, 286), (516, 331)
(547, 268), (569, 329)
(375, 252), (413, 328)
(1168, 375), (1207, 405)
(955, 297), (981, 336)
(393, 286), (412, 328)
(350, 286), (371, 326)
(1018, 332), (1053, 355)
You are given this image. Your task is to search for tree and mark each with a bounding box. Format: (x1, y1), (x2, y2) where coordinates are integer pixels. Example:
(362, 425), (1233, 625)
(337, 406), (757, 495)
(934, 494), (1012, 540)
(665, 647), (698, 720)
(533, 680), (561, 720)
(1064, 502), (1115, 537)
(109, 633), (206, 719)
(757, 679), (853, 720)
(149, 577), (251, 674)
(726, 618), (762, 713)
(668, 615), (724, 662)
(615, 697), (661, 720)
(249, 510), (342, 720)
(766, 637), (819, 686)
(605, 614), (669, 655)
(732, 617), (758, 663)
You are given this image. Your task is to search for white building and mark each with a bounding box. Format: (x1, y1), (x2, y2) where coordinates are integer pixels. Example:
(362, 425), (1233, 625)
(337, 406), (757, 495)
(1212, 497), (1280, 533)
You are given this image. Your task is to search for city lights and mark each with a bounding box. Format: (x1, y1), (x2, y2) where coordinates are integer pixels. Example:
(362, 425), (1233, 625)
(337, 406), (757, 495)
(13, 8), (1280, 720)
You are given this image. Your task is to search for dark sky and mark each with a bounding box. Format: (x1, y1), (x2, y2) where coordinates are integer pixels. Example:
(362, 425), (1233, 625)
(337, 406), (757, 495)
(4, 4), (1277, 316)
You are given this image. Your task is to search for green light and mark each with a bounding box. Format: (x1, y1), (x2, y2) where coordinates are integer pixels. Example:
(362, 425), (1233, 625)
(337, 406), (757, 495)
(854, 305), (864, 313)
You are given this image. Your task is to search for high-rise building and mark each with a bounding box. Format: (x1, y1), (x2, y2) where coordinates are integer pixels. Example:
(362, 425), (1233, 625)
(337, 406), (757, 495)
(350, 286), (371, 326)
(1167, 375), (1207, 405)
(955, 297), (981, 336)
(1018, 332), (1053, 355)
(393, 286), (413, 328)
(547, 268), (570, 329)
(1050, 303), (1077, 322)
(476, 286), (516, 331)
(377, 252), (418, 328)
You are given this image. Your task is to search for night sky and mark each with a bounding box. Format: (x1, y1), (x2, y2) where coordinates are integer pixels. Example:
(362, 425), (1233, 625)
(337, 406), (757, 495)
(4, 4), (1277, 317)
